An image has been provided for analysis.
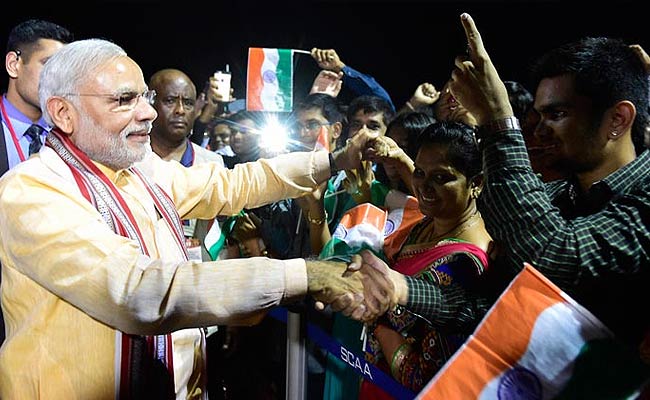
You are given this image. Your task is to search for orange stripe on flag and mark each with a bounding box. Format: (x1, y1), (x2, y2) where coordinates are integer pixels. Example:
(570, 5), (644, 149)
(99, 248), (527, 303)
(338, 203), (387, 231)
(383, 195), (423, 261)
(418, 264), (564, 399)
(313, 126), (330, 152)
(246, 48), (265, 111)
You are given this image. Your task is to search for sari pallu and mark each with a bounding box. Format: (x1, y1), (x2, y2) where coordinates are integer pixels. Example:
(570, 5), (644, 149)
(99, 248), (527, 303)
(360, 234), (489, 399)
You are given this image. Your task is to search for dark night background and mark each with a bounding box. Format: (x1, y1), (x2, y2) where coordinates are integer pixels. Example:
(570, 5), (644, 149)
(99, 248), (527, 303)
(1, 0), (648, 107)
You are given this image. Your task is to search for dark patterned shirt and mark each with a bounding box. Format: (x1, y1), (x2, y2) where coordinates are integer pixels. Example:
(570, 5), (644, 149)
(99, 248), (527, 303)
(406, 128), (650, 347)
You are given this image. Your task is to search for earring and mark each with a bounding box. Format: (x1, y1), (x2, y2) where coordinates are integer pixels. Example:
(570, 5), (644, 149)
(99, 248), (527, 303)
(611, 130), (619, 137)
(470, 187), (481, 199)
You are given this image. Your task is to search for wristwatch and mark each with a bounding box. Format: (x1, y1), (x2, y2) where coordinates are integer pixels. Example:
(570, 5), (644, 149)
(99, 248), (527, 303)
(481, 116), (520, 132)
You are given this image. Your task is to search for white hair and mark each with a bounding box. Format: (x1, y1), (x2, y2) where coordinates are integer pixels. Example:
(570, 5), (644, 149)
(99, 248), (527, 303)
(39, 39), (127, 126)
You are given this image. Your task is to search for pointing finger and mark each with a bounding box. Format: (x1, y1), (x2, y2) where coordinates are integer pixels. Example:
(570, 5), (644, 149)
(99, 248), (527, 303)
(460, 13), (485, 61)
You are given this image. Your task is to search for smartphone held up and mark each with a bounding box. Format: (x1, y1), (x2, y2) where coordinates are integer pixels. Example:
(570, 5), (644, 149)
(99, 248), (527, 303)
(213, 65), (231, 101)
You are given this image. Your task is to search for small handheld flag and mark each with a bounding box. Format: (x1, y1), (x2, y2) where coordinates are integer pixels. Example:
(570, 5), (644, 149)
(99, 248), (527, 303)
(313, 126), (330, 152)
(247, 48), (294, 112)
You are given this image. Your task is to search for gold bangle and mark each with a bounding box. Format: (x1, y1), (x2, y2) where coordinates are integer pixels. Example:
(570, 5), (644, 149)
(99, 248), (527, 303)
(306, 210), (327, 225)
(390, 342), (412, 380)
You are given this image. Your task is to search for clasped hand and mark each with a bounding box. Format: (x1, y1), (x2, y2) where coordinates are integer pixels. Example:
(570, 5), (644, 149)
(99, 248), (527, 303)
(308, 250), (404, 323)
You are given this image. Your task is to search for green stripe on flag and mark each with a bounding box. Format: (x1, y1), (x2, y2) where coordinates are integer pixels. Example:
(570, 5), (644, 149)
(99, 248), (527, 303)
(206, 212), (243, 261)
(276, 49), (293, 112)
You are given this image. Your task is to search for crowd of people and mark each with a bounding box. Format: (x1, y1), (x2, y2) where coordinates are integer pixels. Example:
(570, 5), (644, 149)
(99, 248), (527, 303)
(1, 12), (650, 400)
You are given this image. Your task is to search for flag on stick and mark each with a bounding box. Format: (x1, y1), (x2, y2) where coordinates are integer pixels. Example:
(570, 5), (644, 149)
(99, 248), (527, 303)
(247, 48), (293, 112)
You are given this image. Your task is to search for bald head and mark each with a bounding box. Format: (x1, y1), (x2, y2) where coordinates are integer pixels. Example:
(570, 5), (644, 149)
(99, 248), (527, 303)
(149, 69), (197, 95)
(148, 69), (199, 153)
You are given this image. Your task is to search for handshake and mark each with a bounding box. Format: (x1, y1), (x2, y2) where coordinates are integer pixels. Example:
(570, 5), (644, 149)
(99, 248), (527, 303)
(305, 250), (407, 322)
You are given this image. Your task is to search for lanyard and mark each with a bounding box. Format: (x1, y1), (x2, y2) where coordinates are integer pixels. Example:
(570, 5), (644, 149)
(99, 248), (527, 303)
(0, 99), (27, 162)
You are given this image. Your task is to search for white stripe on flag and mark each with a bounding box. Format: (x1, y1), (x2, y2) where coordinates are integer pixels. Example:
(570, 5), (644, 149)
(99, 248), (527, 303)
(260, 49), (281, 110)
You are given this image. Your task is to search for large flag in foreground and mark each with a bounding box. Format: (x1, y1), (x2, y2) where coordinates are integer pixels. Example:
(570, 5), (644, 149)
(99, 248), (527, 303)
(417, 264), (649, 400)
(247, 48), (293, 112)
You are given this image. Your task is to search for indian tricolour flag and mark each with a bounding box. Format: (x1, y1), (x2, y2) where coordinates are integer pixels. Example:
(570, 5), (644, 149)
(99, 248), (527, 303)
(320, 203), (387, 261)
(319, 190), (423, 262)
(203, 214), (241, 261)
(247, 48), (293, 112)
(313, 126), (330, 152)
(417, 264), (649, 400)
(382, 190), (423, 261)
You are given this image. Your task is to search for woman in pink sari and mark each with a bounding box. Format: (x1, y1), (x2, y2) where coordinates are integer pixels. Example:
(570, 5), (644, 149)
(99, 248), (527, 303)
(360, 120), (492, 399)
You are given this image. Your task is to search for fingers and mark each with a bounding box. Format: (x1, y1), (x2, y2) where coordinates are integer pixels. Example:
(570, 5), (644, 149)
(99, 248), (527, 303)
(349, 302), (367, 321)
(460, 13), (484, 59)
(357, 250), (395, 316)
(360, 249), (387, 272)
(332, 128), (378, 171)
(454, 54), (473, 70)
(333, 294), (368, 321)
(311, 48), (325, 63)
(314, 300), (326, 311)
(421, 83), (438, 98)
(360, 276), (389, 315)
(334, 79), (343, 94)
(330, 292), (364, 314)
(311, 48), (336, 64)
(343, 254), (363, 277)
(316, 70), (338, 79)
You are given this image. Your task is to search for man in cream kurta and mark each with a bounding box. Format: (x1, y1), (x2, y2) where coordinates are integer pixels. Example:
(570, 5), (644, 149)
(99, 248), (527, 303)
(0, 39), (371, 399)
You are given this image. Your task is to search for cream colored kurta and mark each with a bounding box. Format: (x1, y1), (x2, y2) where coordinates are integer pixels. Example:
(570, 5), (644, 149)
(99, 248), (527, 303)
(0, 146), (330, 399)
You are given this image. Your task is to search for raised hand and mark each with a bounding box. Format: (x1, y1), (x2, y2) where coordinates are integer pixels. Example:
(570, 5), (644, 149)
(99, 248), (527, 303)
(310, 48), (346, 73)
(310, 70), (344, 97)
(295, 181), (326, 213)
(409, 82), (440, 108)
(230, 212), (266, 257)
(331, 127), (379, 172)
(449, 13), (513, 125)
(343, 160), (375, 204)
(197, 76), (235, 123)
(365, 135), (411, 165)
(207, 75), (233, 104)
(365, 135), (415, 192)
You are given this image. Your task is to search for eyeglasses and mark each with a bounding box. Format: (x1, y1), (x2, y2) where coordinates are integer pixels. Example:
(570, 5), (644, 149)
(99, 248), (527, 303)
(64, 89), (156, 112)
(290, 121), (331, 135)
